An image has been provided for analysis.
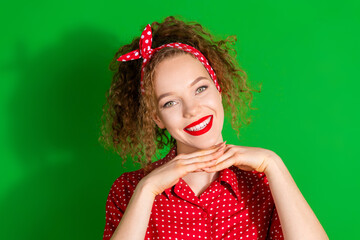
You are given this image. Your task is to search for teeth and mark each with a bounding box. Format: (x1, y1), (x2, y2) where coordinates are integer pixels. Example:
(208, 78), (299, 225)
(186, 116), (211, 132)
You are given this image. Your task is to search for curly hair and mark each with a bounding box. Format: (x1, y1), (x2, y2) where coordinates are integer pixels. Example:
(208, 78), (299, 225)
(98, 15), (262, 175)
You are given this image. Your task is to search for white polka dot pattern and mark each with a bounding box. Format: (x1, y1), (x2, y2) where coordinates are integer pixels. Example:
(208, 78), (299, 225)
(103, 146), (283, 240)
(116, 24), (222, 95)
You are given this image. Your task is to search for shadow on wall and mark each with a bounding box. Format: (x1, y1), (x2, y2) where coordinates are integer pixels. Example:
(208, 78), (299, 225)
(1, 26), (136, 239)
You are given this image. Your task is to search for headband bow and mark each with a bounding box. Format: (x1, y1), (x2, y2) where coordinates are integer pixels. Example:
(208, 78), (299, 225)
(117, 24), (221, 94)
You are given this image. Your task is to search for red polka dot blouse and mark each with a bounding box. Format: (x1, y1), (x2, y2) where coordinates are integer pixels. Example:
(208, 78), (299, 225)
(103, 145), (284, 240)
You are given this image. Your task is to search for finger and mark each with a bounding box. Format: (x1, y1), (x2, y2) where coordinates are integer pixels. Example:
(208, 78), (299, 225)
(179, 141), (226, 160)
(185, 158), (219, 173)
(193, 169), (205, 172)
(192, 144), (229, 168)
(211, 146), (232, 165)
(191, 157), (220, 172)
(180, 142), (225, 160)
(182, 144), (226, 165)
(202, 155), (236, 173)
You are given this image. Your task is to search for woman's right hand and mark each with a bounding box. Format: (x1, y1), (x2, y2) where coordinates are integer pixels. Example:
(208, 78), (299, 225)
(140, 142), (226, 196)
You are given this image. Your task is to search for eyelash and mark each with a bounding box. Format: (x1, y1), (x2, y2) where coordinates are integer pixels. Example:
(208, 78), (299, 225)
(163, 85), (209, 108)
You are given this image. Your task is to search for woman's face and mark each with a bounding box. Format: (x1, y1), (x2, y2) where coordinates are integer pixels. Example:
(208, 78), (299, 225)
(152, 53), (224, 153)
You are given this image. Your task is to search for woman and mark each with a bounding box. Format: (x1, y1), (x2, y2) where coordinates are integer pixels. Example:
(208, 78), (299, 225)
(99, 16), (328, 240)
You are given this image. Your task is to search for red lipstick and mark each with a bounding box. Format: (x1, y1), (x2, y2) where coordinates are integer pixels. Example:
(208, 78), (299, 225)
(183, 115), (213, 136)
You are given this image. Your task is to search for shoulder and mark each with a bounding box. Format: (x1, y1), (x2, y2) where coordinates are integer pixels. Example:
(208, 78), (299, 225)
(228, 166), (273, 205)
(110, 150), (174, 192)
(109, 168), (146, 194)
(229, 165), (270, 189)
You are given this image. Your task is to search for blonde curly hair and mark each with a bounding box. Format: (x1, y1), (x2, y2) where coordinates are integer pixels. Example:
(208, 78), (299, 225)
(98, 16), (261, 175)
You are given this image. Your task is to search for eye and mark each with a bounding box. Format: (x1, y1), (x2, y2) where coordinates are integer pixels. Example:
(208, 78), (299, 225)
(196, 85), (208, 94)
(163, 101), (176, 108)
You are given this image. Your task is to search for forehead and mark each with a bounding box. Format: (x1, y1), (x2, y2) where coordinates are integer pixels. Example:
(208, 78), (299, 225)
(153, 53), (211, 95)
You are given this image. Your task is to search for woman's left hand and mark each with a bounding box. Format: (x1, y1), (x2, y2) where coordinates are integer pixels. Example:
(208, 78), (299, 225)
(202, 144), (277, 173)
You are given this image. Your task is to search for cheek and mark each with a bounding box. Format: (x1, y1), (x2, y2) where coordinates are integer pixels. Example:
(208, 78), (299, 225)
(208, 92), (224, 111)
(211, 95), (225, 124)
(159, 111), (182, 128)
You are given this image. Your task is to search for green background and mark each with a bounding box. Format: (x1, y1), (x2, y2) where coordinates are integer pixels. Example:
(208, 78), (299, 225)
(1, 0), (359, 239)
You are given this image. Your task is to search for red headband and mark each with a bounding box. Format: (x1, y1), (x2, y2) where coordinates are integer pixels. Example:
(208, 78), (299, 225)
(117, 24), (221, 94)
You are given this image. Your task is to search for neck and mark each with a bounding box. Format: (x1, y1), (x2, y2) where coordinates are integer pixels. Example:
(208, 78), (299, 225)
(174, 135), (223, 184)
(175, 135), (224, 155)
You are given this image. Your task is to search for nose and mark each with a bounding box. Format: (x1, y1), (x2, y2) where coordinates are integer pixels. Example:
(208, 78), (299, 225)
(182, 99), (201, 118)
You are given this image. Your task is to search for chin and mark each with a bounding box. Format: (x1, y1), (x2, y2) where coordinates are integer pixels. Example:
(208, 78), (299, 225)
(191, 137), (221, 150)
(175, 119), (223, 150)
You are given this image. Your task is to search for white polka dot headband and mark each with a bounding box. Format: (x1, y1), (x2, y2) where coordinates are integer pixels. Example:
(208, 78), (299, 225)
(117, 24), (222, 94)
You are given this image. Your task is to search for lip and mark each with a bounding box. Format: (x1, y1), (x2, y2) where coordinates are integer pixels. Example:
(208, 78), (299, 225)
(184, 115), (213, 129)
(183, 115), (213, 136)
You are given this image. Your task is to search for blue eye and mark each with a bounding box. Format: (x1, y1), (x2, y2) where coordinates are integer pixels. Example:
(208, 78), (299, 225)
(196, 85), (208, 94)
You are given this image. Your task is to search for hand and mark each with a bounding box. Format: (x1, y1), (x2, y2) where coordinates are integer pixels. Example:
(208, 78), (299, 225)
(202, 144), (276, 173)
(140, 142), (227, 196)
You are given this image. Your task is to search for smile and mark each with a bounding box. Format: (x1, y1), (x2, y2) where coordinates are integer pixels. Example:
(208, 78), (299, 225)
(183, 115), (213, 136)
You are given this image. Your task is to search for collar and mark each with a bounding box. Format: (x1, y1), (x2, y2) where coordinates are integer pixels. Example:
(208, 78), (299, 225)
(162, 145), (241, 201)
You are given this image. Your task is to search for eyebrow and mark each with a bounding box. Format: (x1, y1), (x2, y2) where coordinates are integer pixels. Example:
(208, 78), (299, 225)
(157, 76), (208, 103)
